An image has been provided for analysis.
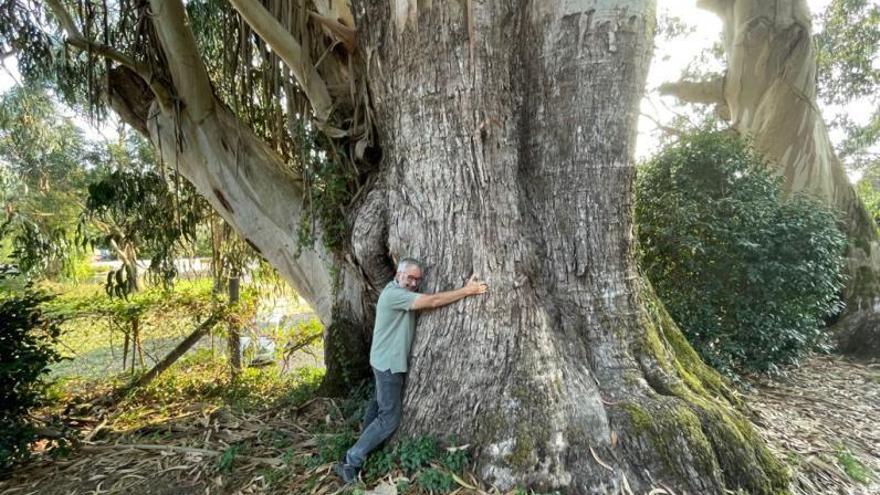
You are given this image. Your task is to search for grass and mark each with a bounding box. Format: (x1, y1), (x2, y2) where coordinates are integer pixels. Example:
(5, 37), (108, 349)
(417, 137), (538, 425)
(42, 278), (219, 384)
(35, 276), (322, 390)
(836, 446), (875, 484)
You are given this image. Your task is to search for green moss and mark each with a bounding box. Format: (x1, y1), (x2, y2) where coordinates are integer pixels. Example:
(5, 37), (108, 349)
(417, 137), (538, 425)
(631, 286), (790, 494)
(507, 424), (536, 470)
(620, 402), (653, 433)
(619, 399), (719, 480)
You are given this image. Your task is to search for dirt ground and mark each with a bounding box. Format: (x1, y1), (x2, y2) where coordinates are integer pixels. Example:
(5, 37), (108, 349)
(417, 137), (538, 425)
(1, 355), (877, 495)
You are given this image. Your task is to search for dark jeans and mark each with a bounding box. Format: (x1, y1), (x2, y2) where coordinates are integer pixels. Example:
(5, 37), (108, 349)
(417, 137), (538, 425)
(344, 367), (405, 468)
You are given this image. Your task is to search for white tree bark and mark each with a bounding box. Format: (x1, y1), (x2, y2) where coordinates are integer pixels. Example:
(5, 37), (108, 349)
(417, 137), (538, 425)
(147, 100), (335, 322)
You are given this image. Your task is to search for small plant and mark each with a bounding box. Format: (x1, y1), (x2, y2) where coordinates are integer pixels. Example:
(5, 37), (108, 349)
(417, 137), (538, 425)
(396, 436), (440, 473)
(216, 445), (239, 472)
(395, 478), (411, 493)
(362, 436), (469, 486)
(311, 432), (356, 466)
(836, 447), (874, 484)
(417, 467), (455, 493)
(363, 448), (396, 480)
(441, 445), (469, 472)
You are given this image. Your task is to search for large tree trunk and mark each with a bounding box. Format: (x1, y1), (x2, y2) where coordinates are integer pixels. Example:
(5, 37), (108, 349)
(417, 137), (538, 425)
(661, 0), (880, 356)
(351, 1), (786, 493)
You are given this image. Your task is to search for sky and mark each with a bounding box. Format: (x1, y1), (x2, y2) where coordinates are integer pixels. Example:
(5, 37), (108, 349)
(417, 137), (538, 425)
(0, 0), (867, 178)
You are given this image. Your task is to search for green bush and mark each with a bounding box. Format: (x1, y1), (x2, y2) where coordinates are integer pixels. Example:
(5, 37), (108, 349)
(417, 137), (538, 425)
(0, 289), (63, 468)
(635, 130), (846, 374)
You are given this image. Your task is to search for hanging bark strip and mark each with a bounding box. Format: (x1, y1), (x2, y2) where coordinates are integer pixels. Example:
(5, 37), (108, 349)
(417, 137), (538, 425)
(227, 275), (242, 374)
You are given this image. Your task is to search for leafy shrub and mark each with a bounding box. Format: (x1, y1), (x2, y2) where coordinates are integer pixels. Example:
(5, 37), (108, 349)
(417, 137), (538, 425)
(396, 436), (440, 473)
(308, 431), (356, 467)
(362, 436), (470, 486)
(417, 467), (455, 493)
(855, 165), (880, 227)
(0, 289), (63, 468)
(635, 130), (846, 374)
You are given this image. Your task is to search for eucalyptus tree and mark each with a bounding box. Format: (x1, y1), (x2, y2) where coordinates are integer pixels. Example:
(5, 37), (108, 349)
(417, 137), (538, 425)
(660, 0), (880, 356)
(0, 86), (92, 277)
(816, 0), (880, 172)
(3, 1), (789, 492)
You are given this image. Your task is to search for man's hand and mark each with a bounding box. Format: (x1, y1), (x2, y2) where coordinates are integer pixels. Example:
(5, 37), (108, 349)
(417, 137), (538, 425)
(411, 273), (489, 311)
(464, 274), (488, 295)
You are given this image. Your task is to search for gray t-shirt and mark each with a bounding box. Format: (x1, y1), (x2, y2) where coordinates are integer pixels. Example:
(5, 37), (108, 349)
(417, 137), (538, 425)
(369, 281), (420, 373)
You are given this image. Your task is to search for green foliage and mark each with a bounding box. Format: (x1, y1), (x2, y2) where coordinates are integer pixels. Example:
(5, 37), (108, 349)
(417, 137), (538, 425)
(293, 122), (358, 254)
(309, 432), (357, 467)
(0, 86), (94, 279)
(362, 436), (470, 489)
(396, 435), (440, 473)
(836, 446), (875, 484)
(856, 164), (880, 228)
(635, 130), (847, 375)
(79, 168), (206, 297)
(815, 0), (880, 171)
(417, 468), (455, 493)
(216, 445), (239, 473)
(440, 446), (468, 473)
(363, 448), (397, 480)
(0, 288), (63, 468)
(816, 0), (880, 105)
(395, 479), (412, 493)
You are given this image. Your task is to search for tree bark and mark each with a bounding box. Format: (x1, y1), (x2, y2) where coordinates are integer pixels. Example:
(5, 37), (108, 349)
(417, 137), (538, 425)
(227, 275), (242, 374)
(351, 1), (787, 492)
(662, 0), (880, 356)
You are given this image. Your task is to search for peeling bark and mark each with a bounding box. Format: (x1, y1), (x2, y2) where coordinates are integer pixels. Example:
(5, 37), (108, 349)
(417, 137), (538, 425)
(355, 1), (787, 492)
(663, 0), (880, 356)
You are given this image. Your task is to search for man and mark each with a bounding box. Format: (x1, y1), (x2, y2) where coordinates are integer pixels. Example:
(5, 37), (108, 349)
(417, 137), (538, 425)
(333, 258), (488, 483)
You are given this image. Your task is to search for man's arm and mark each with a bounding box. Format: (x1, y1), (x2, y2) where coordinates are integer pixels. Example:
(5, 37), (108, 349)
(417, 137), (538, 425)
(411, 274), (488, 311)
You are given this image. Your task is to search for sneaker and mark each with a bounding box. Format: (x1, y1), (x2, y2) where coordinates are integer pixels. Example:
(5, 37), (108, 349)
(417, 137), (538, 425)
(332, 461), (359, 484)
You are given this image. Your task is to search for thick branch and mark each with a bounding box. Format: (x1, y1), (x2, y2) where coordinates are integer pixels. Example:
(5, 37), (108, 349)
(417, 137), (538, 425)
(227, 0), (333, 122)
(659, 77), (726, 105)
(309, 12), (357, 53)
(44, 0), (172, 110)
(145, 100), (336, 322)
(148, 0), (215, 121)
(696, 0), (731, 15)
